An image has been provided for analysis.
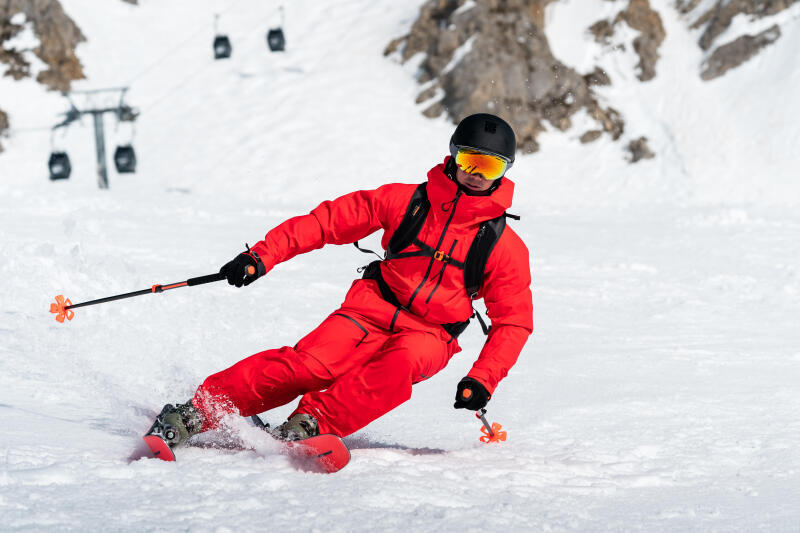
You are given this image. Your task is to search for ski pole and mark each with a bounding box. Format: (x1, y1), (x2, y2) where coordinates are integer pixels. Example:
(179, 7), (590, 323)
(477, 408), (494, 437)
(49, 270), (234, 323)
(475, 407), (507, 444)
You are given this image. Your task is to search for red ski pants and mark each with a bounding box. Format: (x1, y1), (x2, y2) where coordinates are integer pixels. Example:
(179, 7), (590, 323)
(193, 297), (459, 437)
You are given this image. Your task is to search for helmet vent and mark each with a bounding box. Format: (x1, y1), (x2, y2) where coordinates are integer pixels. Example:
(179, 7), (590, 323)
(484, 121), (497, 134)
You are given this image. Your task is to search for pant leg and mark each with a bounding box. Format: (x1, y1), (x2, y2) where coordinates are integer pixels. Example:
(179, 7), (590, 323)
(193, 346), (332, 428)
(295, 329), (456, 437)
(192, 311), (387, 428)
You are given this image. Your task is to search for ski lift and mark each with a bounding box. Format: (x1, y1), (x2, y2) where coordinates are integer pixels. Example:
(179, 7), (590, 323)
(267, 7), (286, 52)
(48, 152), (72, 180)
(213, 35), (232, 59)
(114, 144), (137, 173)
(213, 15), (232, 59)
(266, 28), (285, 52)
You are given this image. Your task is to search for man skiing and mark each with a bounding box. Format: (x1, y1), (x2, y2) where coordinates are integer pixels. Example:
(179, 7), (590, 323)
(148, 113), (533, 451)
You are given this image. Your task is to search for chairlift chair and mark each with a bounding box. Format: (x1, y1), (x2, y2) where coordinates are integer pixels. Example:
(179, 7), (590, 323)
(114, 144), (137, 173)
(48, 152), (72, 180)
(213, 35), (232, 59)
(267, 28), (285, 52)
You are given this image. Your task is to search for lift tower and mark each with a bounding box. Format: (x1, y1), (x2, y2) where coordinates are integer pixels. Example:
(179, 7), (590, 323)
(53, 88), (138, 189)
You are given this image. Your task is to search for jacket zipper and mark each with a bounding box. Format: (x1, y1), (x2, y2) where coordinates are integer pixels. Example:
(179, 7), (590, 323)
(406, 190), (463, 309)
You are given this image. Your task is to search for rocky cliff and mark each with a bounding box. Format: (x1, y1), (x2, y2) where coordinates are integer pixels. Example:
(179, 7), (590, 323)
(0, 0), (88, 151)
(0, 0), (86, 91)
(388, 0), (796, 162)
(0, 108), (8, 151)
(679, 0), (796, 80)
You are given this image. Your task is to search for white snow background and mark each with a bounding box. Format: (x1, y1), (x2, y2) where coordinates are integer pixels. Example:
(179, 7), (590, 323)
(1, 0), (799, 531)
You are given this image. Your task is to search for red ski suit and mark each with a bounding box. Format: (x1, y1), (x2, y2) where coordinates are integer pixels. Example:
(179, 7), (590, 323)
(193, 158), (533, 437)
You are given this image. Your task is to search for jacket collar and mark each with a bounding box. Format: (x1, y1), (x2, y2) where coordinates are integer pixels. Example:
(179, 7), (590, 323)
(426, 157), (514, 225)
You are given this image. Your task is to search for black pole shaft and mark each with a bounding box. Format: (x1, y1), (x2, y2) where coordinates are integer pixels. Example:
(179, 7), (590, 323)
(64, 272), (224, 310)
(66, 288), (153, 310)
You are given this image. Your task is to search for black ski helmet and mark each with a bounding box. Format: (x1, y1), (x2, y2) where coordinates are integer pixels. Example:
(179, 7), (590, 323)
(449, 113), (516, 170)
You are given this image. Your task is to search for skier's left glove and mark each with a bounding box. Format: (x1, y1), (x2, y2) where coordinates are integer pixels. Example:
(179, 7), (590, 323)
(220, 246), (266, 287)
(453, 377), (491, 410)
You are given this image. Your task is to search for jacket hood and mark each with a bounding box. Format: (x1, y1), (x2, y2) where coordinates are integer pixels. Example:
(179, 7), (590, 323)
(426, 156), (514, 225)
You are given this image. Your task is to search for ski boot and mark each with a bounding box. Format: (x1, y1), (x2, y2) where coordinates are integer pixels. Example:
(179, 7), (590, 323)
(273, 413), (320, 441)
(143, 401), (204, 461)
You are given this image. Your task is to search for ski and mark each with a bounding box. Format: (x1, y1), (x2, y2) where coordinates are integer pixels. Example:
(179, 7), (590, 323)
(142, 434), (176, 461)
(283, 433), (350, 473)
(142, 420), (350, 473)
(250, 414), (350, 473)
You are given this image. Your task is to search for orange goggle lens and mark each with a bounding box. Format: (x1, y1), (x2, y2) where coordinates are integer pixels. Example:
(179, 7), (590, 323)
(454, 149), (508, 181)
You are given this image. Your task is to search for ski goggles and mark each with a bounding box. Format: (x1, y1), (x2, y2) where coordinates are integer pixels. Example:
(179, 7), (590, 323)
(454, 148), (509, 181)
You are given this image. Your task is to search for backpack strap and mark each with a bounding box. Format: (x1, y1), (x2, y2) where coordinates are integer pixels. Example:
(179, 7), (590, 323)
(384, 182), (468, 268)
(463, 214), (507, 299)
(354, 182), (431, 262)
(353, 180), (514, 338)
(388, 237), (466, 269)
(385, 183), (430, 258)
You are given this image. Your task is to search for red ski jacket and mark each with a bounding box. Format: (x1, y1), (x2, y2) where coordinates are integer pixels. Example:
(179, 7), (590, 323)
(251, 157), (533, 394)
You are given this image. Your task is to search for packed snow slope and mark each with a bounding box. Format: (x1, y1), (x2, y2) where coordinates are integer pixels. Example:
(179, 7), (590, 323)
(1, 0), (799, 531)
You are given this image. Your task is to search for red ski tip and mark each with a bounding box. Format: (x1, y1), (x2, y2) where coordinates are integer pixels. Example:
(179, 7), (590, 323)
(286, 434), (350, 473)
(50, 294), (74, 323)
(143, 435), (176, 461)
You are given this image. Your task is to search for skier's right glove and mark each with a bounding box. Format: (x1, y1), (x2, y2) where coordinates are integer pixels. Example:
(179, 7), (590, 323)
(453, 377), (491, 410)
(220, 246), (266, 287)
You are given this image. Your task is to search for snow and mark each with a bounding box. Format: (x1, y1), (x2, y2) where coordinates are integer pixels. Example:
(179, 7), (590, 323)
(441, 35), (478, 75)
(1, 0), (799, 531)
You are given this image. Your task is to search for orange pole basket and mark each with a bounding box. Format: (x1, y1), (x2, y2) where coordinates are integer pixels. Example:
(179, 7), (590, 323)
(49, 294), (74, 323)
(476, 408), (507, 443)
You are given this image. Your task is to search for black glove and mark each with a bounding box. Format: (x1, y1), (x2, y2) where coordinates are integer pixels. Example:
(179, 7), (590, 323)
(453, 377), (491, 410)
(220, 247), (266, 287)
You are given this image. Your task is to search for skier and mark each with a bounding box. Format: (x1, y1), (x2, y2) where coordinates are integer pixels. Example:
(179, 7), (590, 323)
(149, 113), (533, 448)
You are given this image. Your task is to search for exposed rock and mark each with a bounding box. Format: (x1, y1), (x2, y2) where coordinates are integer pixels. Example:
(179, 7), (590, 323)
(619, 0), (666, 81)
(589, 19), (617, 45)
(590, 0), (665, 81)
(580, 130), (602, 143)
(0, 0), (86, 92)
(583, 66), (611, 86)
(422, 100), (445, 118)
(700, 24), (781, 80)
(0, 15), (30, 79)
(415, 83), (440, 104)
(674, 0), (703, 14)
(627, 136), (655, 162)
(678, 0), (796, 80)
(0, 107), (8, 152)
(386, 0), (624, 154)
(588, 103), (624, 140)
(688, 0), (798, 51)
(384, 34), (406, 57)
